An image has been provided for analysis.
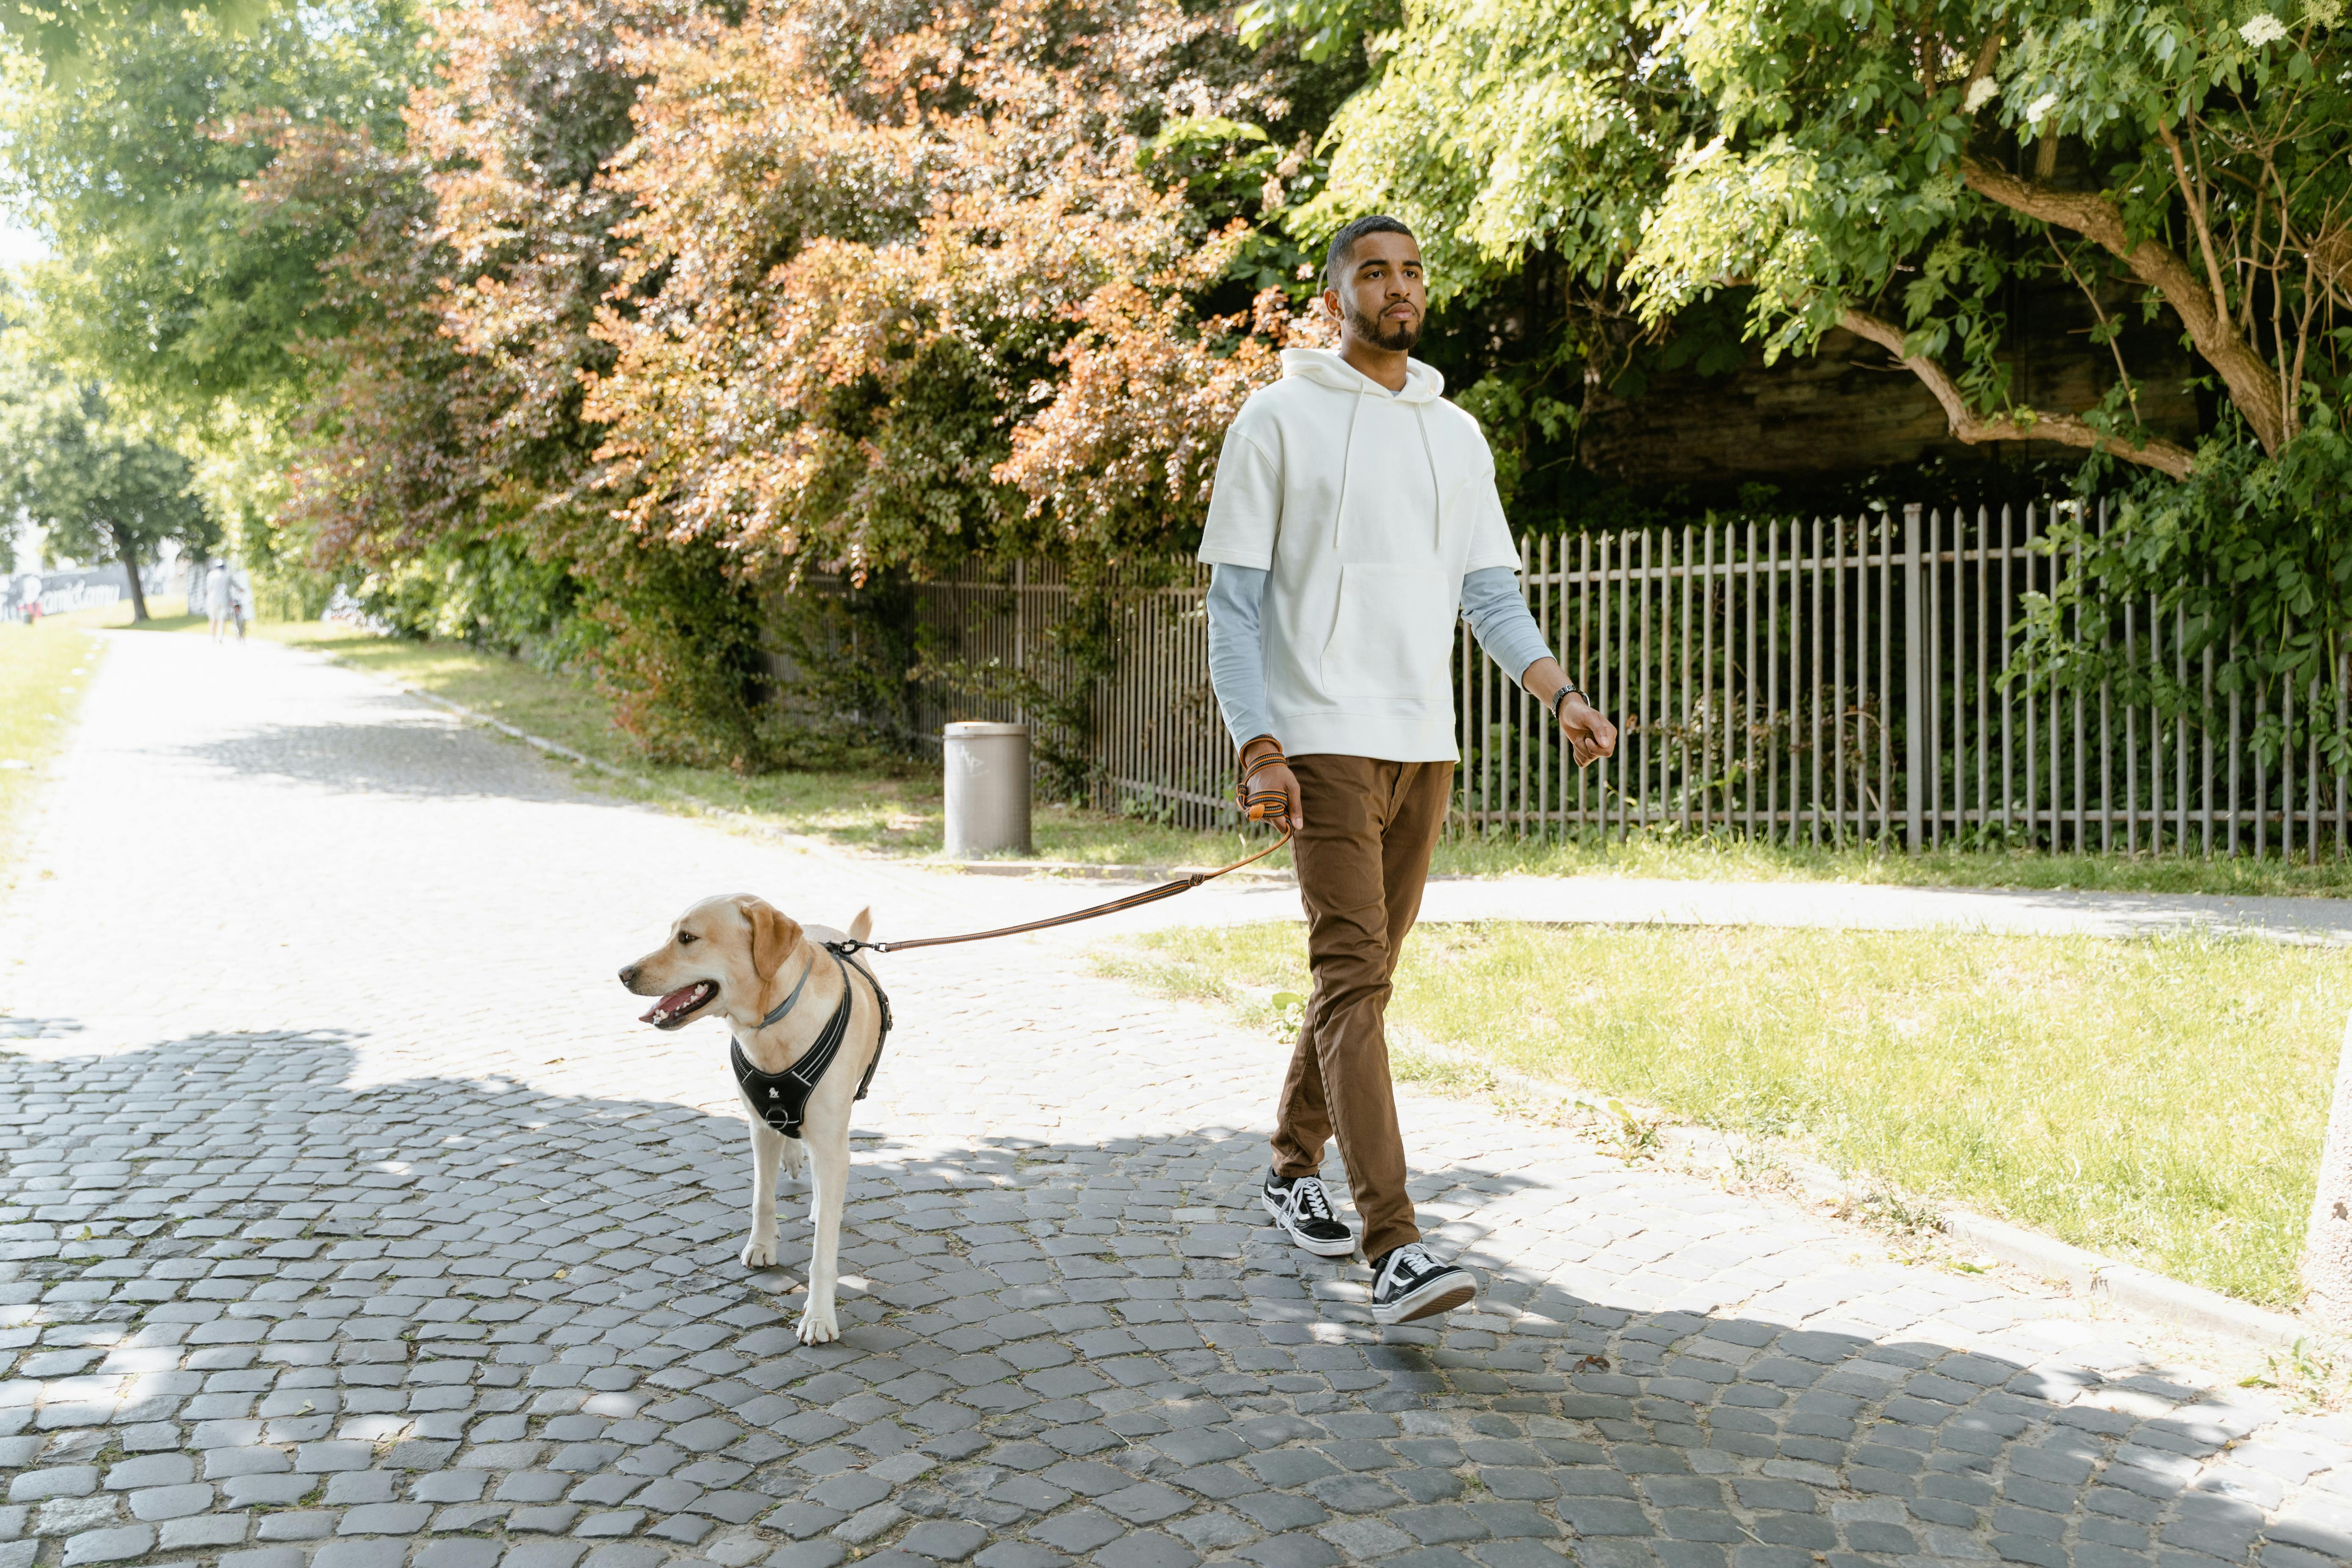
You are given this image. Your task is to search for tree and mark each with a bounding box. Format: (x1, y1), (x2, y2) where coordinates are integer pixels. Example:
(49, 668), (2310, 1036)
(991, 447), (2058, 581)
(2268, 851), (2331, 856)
(1304, 0), (2352, 481)
(0, 0), (271, 76)
(0, 0), (423, 422)
(0, 361), (215, 622)
(8, 0), (1355, 758)
(581, 0), (1313, 580)
(240, 0), (1337, 763)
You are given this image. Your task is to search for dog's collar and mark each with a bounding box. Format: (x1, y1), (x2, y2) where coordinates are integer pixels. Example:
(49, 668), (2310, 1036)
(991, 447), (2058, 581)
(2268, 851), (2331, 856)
(756, 951), (820, 1032)
(732, 943), (891, 1140)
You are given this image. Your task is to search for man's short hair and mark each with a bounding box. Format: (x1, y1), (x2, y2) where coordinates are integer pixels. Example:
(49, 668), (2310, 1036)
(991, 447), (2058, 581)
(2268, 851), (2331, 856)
(1324, 215), (1416, 292)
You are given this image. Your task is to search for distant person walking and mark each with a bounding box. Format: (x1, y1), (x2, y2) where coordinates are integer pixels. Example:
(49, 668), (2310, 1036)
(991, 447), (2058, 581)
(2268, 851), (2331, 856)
(1200, 214), (1618, 1325)
(206, 560), (251, 642)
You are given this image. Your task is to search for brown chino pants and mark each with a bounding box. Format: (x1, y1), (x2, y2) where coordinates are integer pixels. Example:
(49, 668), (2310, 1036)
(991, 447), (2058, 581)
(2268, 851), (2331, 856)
(1270, 752), (1453, 1262)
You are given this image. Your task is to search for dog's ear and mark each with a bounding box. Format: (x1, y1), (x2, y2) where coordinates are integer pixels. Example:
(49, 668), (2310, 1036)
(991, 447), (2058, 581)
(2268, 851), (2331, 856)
(848, 907), (873, 943)
(737, 896), (803, 984)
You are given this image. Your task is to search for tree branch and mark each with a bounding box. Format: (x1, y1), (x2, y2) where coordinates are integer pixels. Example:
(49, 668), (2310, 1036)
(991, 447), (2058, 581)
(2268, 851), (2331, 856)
(2044, 231), (2140, 426)
(2157, 121), (2235, 333)
(1960, 154), (2285, 453)
(1839, 305), (2195, 480)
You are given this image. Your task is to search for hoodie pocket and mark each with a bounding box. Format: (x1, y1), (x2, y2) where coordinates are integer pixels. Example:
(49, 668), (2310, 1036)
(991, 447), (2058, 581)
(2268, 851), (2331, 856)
(1320, 563), (1453, 699)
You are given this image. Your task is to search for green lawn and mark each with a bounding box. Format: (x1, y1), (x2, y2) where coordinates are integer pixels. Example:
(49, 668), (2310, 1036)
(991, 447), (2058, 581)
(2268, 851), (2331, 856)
(77, 602), (2352, 895)
(1100, 922), (2347, 1309)
(0, 618), (104, 877)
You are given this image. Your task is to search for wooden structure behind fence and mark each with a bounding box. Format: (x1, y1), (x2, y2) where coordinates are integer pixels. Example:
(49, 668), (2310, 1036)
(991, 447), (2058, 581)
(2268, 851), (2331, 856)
(902, 502), (2352, 857)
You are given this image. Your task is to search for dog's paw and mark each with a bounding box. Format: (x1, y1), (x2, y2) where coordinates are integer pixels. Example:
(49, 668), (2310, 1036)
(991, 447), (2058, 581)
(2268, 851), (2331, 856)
(795, 1298), (840, 1344)
(740, 1236), (778, 1268)
(780, 1140), (806, 1182)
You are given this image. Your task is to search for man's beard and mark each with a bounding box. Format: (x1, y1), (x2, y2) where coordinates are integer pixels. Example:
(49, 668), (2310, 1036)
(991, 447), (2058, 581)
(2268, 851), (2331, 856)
(1346, 300), (1422, 353)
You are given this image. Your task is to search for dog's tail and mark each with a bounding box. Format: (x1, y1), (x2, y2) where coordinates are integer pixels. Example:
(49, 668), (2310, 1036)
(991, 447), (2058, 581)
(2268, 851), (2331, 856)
(848, 907), (873, 943)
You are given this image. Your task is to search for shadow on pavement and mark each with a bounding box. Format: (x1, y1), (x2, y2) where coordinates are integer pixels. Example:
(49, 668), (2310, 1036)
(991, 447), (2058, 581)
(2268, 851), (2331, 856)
(172, 713), (596, 806)
(0, 1032), (2341, 1568)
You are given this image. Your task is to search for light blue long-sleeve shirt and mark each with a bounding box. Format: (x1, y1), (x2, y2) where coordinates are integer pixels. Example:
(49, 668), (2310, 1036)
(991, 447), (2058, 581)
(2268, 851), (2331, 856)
(1205, 564), (1555, 751)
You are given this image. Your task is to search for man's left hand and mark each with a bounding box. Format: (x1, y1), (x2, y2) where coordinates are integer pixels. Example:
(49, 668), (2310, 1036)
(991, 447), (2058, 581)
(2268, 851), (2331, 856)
(1559, 694), (1617, 766)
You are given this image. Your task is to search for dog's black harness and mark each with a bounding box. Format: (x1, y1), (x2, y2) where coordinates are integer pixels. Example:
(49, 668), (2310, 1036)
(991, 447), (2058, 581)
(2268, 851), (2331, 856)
(729, 942), (892, 1139)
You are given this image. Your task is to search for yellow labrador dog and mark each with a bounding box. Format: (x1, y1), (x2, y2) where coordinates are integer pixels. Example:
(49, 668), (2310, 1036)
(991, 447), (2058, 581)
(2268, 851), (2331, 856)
(618, 895), (888, 1344)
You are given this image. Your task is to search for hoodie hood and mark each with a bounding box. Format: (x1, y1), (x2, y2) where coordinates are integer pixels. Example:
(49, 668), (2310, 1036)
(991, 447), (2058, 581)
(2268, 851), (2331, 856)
(1279, 346), (1445, 404)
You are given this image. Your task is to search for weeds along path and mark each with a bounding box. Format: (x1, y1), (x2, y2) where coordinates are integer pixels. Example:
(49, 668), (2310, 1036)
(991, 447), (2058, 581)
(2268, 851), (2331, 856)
(0, 620), (102, 882)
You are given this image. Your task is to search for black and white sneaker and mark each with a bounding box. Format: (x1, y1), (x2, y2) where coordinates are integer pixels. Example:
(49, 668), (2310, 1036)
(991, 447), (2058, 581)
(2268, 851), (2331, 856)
(1261, 1169), (1358, 1257)
(1368, 1242), (1477, 1325)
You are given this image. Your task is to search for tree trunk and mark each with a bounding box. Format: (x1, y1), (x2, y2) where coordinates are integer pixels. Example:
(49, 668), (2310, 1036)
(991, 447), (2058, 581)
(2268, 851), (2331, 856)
(2304, 1011), (2352, 1330)
(106, 520), (151, 623)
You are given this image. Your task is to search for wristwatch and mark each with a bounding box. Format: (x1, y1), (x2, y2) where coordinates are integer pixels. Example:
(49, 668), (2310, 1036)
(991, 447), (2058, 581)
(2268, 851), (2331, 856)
(1549, 684), (1585, 721)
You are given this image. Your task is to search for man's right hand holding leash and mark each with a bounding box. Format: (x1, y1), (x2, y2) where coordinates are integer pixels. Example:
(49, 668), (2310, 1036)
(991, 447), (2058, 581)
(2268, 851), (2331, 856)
(1239, 735), (1303, 832)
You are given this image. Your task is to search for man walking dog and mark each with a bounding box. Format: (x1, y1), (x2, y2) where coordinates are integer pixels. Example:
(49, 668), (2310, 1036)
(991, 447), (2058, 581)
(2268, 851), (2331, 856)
(1201, 215), (1618, 1325)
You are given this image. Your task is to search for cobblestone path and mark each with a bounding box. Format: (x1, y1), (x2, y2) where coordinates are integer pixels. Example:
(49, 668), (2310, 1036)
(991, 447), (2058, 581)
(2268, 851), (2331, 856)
(3, 632), (2351, 1568)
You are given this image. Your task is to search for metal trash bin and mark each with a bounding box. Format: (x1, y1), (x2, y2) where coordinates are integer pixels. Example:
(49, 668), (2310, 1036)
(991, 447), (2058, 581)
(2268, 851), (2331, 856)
(943, 721), (1032, 857)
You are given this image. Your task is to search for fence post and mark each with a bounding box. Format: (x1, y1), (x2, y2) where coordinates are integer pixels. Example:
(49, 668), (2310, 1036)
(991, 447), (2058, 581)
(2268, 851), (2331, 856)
(1012, 559), (1027, 728)
(1904, 503), (1926, 852)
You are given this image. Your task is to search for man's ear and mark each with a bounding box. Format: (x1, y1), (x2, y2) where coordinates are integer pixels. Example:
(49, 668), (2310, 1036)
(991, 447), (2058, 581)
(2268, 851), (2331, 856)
(736, 896), (803, 985)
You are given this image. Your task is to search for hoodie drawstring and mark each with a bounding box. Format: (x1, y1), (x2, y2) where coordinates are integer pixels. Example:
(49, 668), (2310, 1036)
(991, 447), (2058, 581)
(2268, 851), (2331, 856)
(1329, 384), (1368, 552)
(1411, 404), (1444, 549)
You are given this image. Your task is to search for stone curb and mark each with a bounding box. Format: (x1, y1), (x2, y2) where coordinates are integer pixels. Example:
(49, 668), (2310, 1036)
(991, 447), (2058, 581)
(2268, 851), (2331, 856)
(1937, 1207), (2314, 1350)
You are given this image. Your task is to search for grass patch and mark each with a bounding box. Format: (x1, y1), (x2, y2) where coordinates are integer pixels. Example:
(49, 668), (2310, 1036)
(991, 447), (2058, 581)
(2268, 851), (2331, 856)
(0, 619), (103, 875)
(1102, 921), (2349, 1308)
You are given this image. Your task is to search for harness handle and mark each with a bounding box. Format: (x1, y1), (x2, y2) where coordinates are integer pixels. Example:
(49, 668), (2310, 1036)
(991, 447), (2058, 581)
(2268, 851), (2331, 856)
(830, 828), (1294, 955)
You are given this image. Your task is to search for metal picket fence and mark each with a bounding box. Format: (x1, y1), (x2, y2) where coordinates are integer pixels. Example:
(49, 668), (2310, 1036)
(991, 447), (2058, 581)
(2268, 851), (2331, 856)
(905, 559), (1239, 830)
(899, 503), (2352, 857)
(1474, 502), (2351, 858)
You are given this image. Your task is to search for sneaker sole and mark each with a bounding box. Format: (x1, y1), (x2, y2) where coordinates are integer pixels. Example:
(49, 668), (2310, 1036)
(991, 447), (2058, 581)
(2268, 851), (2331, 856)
(1371, 1273), (1476, 1325)
(1259, 1188), (1359, 1258)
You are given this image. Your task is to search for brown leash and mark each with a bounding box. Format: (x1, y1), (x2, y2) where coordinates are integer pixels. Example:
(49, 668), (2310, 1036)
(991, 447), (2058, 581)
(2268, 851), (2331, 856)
(831, 752), (1301, 956)
(831, 826), (1294, 955)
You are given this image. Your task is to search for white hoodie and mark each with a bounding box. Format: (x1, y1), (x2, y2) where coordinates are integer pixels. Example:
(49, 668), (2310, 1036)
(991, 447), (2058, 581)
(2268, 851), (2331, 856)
(1197, 347), (1521, 762)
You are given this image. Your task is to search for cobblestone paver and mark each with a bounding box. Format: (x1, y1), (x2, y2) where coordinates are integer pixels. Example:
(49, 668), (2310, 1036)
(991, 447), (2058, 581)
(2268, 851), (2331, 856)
(3, 632), (2351, 1568)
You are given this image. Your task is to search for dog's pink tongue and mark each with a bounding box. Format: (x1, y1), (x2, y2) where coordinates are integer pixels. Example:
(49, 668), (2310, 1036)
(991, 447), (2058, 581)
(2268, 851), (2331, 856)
(641, 984), (704, 1024)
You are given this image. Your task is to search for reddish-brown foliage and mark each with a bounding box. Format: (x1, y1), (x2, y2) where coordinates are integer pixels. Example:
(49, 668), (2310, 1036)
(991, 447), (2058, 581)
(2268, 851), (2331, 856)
(256, 0), (1303, 759)
(584, 0), (1293, 583)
